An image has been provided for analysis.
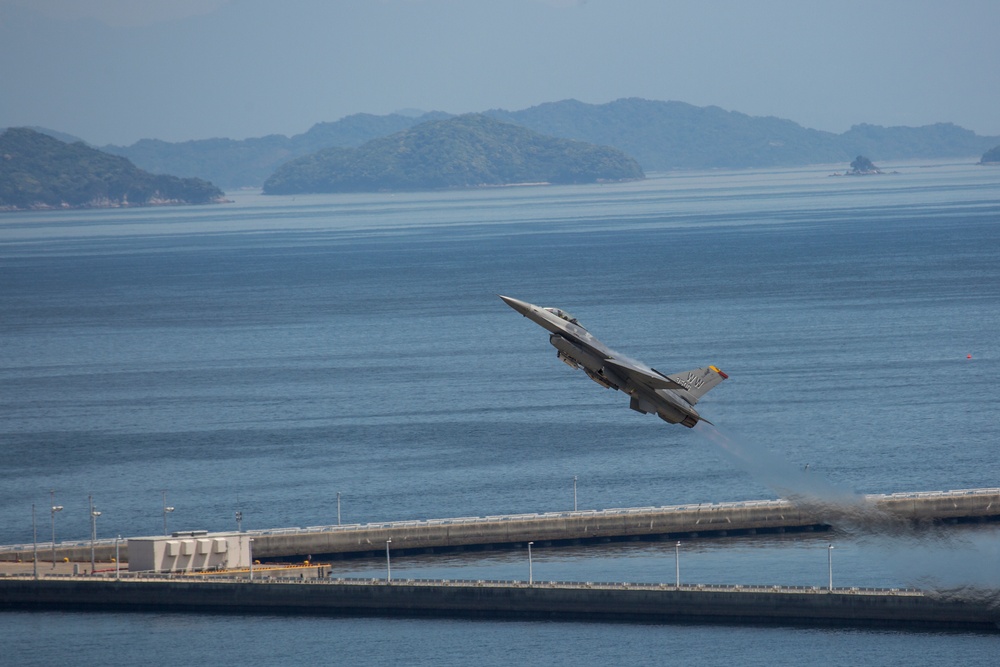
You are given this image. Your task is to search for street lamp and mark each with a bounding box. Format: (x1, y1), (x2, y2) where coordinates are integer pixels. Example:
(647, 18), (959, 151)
(162, 490), (174, 536)
(527, 541), (534, 586)
(89, 495), (101, 574)
(249, 538), (255, 581)
(827, 544), (834, 591)
(50, 490), (63, 569)
(675, 541), (681, 587)
(385, 539), (392, 583)
(32, 504), (38, 580)
(573, 476), (578, 511)
(115, 535), (121, 580)
(337, 492), (341, 526)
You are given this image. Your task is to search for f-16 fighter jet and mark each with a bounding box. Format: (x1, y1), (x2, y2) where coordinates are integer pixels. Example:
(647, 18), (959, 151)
(499, 295), (728, 428)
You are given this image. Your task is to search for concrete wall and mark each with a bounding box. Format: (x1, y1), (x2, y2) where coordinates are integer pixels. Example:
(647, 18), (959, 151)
(0, 578), (996, 632)
(4, 489), (998, 564)
(252, 490), (1000, 559)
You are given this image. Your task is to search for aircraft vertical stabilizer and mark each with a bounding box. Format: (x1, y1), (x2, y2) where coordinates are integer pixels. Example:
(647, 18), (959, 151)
(666, 366), (728, 405)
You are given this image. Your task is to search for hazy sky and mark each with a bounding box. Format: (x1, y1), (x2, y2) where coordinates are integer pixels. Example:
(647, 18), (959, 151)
(2, 0), (998, 145)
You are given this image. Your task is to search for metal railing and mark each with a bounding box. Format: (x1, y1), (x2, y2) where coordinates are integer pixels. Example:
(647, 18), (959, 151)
(0, 570), (925, 596)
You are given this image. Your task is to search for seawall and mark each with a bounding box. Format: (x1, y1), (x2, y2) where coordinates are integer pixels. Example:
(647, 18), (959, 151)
(4, 488), (998, 564)
(0, 577), (996, 632)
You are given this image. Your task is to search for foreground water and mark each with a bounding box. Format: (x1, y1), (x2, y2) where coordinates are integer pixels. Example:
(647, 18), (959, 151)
(1, 161), (998, 663)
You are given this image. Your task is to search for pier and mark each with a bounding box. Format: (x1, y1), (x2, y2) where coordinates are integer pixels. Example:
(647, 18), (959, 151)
(2, 488), (998, 564)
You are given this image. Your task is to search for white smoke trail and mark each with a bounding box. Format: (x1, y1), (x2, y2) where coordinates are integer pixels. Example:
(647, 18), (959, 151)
(692, 422), (1000, 601)
(692, 421), (956, 533)
(863, 529), (1000, 609)
(693, 421), (861, 507)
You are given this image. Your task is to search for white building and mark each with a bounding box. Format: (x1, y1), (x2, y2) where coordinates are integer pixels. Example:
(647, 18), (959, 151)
(128, 531), (251, 573)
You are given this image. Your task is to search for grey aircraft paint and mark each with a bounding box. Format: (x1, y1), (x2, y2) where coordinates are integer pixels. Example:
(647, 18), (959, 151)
(499, 295), (727, 428)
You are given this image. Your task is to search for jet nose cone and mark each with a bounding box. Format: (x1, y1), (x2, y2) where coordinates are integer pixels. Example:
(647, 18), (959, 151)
(498, 295), (534, 316)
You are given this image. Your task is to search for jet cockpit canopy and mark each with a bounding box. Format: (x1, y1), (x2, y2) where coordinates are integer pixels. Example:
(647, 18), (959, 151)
(543, 307), (579, 326)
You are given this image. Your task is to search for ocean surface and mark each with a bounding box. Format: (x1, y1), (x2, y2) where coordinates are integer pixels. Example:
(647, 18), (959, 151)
(1, 161), (999, 664)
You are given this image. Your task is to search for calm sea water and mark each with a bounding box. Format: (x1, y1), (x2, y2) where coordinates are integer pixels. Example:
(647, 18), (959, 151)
(2, 161), (999, 663)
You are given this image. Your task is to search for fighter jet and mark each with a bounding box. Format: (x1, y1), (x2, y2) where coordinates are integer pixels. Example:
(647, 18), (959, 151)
(499, 295), (728, 428)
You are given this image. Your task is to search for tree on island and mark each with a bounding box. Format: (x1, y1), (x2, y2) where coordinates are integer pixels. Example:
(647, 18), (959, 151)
(847, 155), (882, 175)
(980, 146), (1000, 164)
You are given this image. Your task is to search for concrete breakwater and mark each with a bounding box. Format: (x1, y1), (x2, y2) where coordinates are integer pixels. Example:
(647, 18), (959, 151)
(254, 489), (1000, 558)
(237, 488), (1000, 560)
(4, 488), (998, 564)
(0, 577), (997, 632)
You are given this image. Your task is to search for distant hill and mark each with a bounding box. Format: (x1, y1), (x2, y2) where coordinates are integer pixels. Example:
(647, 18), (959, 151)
(262, 114), (643, 194)
(21, 127), (86, 145)
(837, 122), (995, 161)
(0, 128), (225, 211)
(103, 112), (448, 190)
(488, 99), (1000, 170)
(99, 98), (1000, 188)
(487, 98), (846, 170)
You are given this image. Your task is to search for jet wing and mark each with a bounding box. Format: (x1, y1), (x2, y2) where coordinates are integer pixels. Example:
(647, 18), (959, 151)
(603, 358), (686, 391)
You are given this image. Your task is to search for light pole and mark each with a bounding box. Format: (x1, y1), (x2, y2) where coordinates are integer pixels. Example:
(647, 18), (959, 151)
(249, 538), (255, 581)
(32, 504), (38, 580)
(89, 495), (101, 574)
(573, 476), (578, 511)
(385, 539), (392, 583)
(236, 510), (243, 532)
(162, 490), (174, 536)
(115, 535), (121, 580)
(50, 490), (62, 569)
(827, 544), (834, 591)
(675, 541), (681, 587)
(527, 541), (534, 586)
(337, 492), (341, 526)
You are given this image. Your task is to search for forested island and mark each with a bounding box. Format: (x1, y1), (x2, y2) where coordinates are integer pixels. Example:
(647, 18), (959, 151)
(100, 98), (1000, 189)
(845, 155), (883, 175)
(0, 128), (225, 211)
(262, 114), (643, 194)
(980, 146), (1000, 164)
